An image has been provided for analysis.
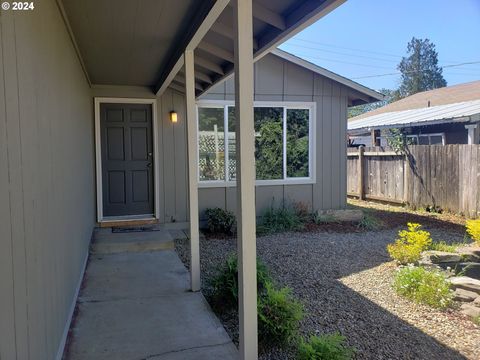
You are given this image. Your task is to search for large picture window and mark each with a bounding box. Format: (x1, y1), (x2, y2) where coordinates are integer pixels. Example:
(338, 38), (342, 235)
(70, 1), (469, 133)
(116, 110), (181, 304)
(197, 102), (315, 186)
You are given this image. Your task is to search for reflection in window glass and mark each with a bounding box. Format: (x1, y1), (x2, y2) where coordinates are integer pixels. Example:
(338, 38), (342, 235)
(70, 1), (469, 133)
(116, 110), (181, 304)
(227, 107), (236, 180)
(287, 109), (309, 178)
(430, 135), (443, 145)
(198, 107), (225, 181)
(419, 136), (429, 145)
(254, 107), (283, 180)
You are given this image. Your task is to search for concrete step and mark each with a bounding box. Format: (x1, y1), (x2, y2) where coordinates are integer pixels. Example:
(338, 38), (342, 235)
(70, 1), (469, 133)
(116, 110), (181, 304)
(91, 226), (174, 254)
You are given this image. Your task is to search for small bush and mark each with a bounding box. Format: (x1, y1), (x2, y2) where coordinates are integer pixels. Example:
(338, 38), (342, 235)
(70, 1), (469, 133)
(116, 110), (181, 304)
(466, 219), (480, 245)
(257, 205), (305, 235)
(298, 333), (355, 360)
(393, 265), (452, 309)
(387, 223), (432, 264)
(357, 213), (382, 231)
(258, 282), (304, 346)
(205, 207), (236, 235)
(212, 253), (271, 307)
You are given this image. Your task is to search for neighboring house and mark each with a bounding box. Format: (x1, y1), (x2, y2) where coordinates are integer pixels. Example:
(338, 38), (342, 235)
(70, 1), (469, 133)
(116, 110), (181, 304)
(197, 49), (382, 217)
(0, 1), (380, 359)
(348, 81), (480, 146)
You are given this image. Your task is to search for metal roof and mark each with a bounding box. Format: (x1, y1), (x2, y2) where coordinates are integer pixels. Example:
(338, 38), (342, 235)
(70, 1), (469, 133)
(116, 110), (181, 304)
(348, 99), (480, 131)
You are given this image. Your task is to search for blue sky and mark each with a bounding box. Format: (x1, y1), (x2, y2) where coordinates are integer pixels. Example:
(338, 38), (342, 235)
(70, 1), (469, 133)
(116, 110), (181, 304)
(279, 0), (480, 92)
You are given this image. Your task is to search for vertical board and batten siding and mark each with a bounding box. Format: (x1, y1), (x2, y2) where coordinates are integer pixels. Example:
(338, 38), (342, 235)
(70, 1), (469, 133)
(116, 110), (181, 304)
(92, 53), (353, 222)
(0, 2), (95, 359)
(198, 53), (350, 216)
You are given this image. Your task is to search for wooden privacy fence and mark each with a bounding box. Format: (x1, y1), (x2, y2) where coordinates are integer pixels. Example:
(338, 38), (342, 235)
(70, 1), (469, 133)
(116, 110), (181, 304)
(347, 145), (480, 218)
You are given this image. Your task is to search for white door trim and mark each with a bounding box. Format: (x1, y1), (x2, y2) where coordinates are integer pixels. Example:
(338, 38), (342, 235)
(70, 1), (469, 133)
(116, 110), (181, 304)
(94, 97), (160, 222)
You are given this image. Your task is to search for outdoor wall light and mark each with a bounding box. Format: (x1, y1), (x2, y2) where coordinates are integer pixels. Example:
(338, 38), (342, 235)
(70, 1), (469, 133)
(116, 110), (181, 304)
(170, 111), (178, 123)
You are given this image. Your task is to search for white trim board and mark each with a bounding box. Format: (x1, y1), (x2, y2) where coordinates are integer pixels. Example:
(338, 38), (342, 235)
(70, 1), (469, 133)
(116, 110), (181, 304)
(94, 97), (160, 222)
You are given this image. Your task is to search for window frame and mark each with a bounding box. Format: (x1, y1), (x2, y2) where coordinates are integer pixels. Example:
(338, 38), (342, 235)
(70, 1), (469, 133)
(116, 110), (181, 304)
(196, 100), (316, 188)
(406, 133), (445, 145)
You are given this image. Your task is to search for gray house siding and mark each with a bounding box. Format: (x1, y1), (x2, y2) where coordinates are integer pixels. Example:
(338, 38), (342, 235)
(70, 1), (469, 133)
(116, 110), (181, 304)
(91, 54), (354, 223)
(198, 54), (349, 217)
(0, 3), (95, 359)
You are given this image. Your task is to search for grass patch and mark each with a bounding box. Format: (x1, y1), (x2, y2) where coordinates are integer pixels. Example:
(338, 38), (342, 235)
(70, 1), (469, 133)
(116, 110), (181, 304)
(357, 213), (383, 231)
(256, 205), (305, 235)
(429, 241), (464, 253)
(298, 333), (355, 360)
(393, 265), (453, 309)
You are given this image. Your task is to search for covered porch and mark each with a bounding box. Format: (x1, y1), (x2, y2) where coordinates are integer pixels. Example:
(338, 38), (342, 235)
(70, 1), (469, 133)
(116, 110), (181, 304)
(63, 0), (345, 358)
(0, 1), (346, 359)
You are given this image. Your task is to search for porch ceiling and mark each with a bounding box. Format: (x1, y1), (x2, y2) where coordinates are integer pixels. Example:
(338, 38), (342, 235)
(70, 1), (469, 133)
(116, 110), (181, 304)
(61, 0), (345, 94)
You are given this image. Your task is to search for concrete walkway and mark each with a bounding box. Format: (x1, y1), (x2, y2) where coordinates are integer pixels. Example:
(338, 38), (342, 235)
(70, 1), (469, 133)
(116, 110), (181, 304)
(65, 228), (237, 360)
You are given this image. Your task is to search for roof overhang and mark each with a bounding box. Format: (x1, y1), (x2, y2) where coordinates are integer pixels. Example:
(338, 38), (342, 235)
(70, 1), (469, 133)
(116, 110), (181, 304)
(270, 48), (384, 105)
(60, 0), (348, 96)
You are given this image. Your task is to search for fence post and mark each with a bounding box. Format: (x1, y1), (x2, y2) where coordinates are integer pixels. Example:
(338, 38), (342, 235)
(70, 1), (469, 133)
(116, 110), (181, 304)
(358, 145), (365, 200)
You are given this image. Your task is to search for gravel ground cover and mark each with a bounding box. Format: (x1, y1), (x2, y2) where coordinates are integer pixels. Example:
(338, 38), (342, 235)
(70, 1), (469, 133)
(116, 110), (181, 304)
(176, 219), (480, 359)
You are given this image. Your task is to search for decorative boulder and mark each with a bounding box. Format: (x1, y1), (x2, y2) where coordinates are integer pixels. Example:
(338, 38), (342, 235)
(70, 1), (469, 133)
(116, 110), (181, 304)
(453, 288), (479, 302)
(316, 209), (364, 223)
(421, 251), (462, 264)
(450, 276), (480, 295)
(460, 303), (480, 318)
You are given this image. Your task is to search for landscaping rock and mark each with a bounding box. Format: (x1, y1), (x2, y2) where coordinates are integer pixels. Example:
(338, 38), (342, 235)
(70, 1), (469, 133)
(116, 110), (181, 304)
(421, 251), (462, 264)
(449, 276), (480, 294)
(455, 263), (480, 280)
(460, 303), (480, 318)
(316, 209), (364, 222)
(474, 297), (480, 306)
(453, 288), (479, 302)
(456, 246), (480, 258)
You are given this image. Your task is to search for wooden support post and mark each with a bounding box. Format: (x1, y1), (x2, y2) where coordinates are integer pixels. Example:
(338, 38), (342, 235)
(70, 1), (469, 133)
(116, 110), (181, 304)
(358, 146), (365, 200)
(185, 49), (200, 292)
(465, 124), (478, 145)
(371, 129), (381, 147)
(234, 0), (258, 359)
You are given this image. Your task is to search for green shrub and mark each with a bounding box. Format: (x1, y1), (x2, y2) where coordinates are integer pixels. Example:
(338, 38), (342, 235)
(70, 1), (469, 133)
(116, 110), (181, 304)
(257, 205), (304, 235)
(393, 265), (452, 309)
(387, 223), (432, 264)
(204, 207), (236, 235)
(212, 253), (271, 307)
(466, 219), (480, 245)
(298, 333), (355, 360)
(258, 282), (304, 346)
(357, 213), (382, 231)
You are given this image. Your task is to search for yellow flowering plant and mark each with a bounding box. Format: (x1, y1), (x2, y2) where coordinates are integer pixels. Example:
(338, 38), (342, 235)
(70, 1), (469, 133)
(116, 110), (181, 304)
(466, 219), (480, 245)
(387, 223), (432, 264)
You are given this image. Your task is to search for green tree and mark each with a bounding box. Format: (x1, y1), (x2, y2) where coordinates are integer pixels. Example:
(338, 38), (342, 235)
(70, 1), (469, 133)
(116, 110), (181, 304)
(397, 37), (446, 98)
(348, 88), (400, 118)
